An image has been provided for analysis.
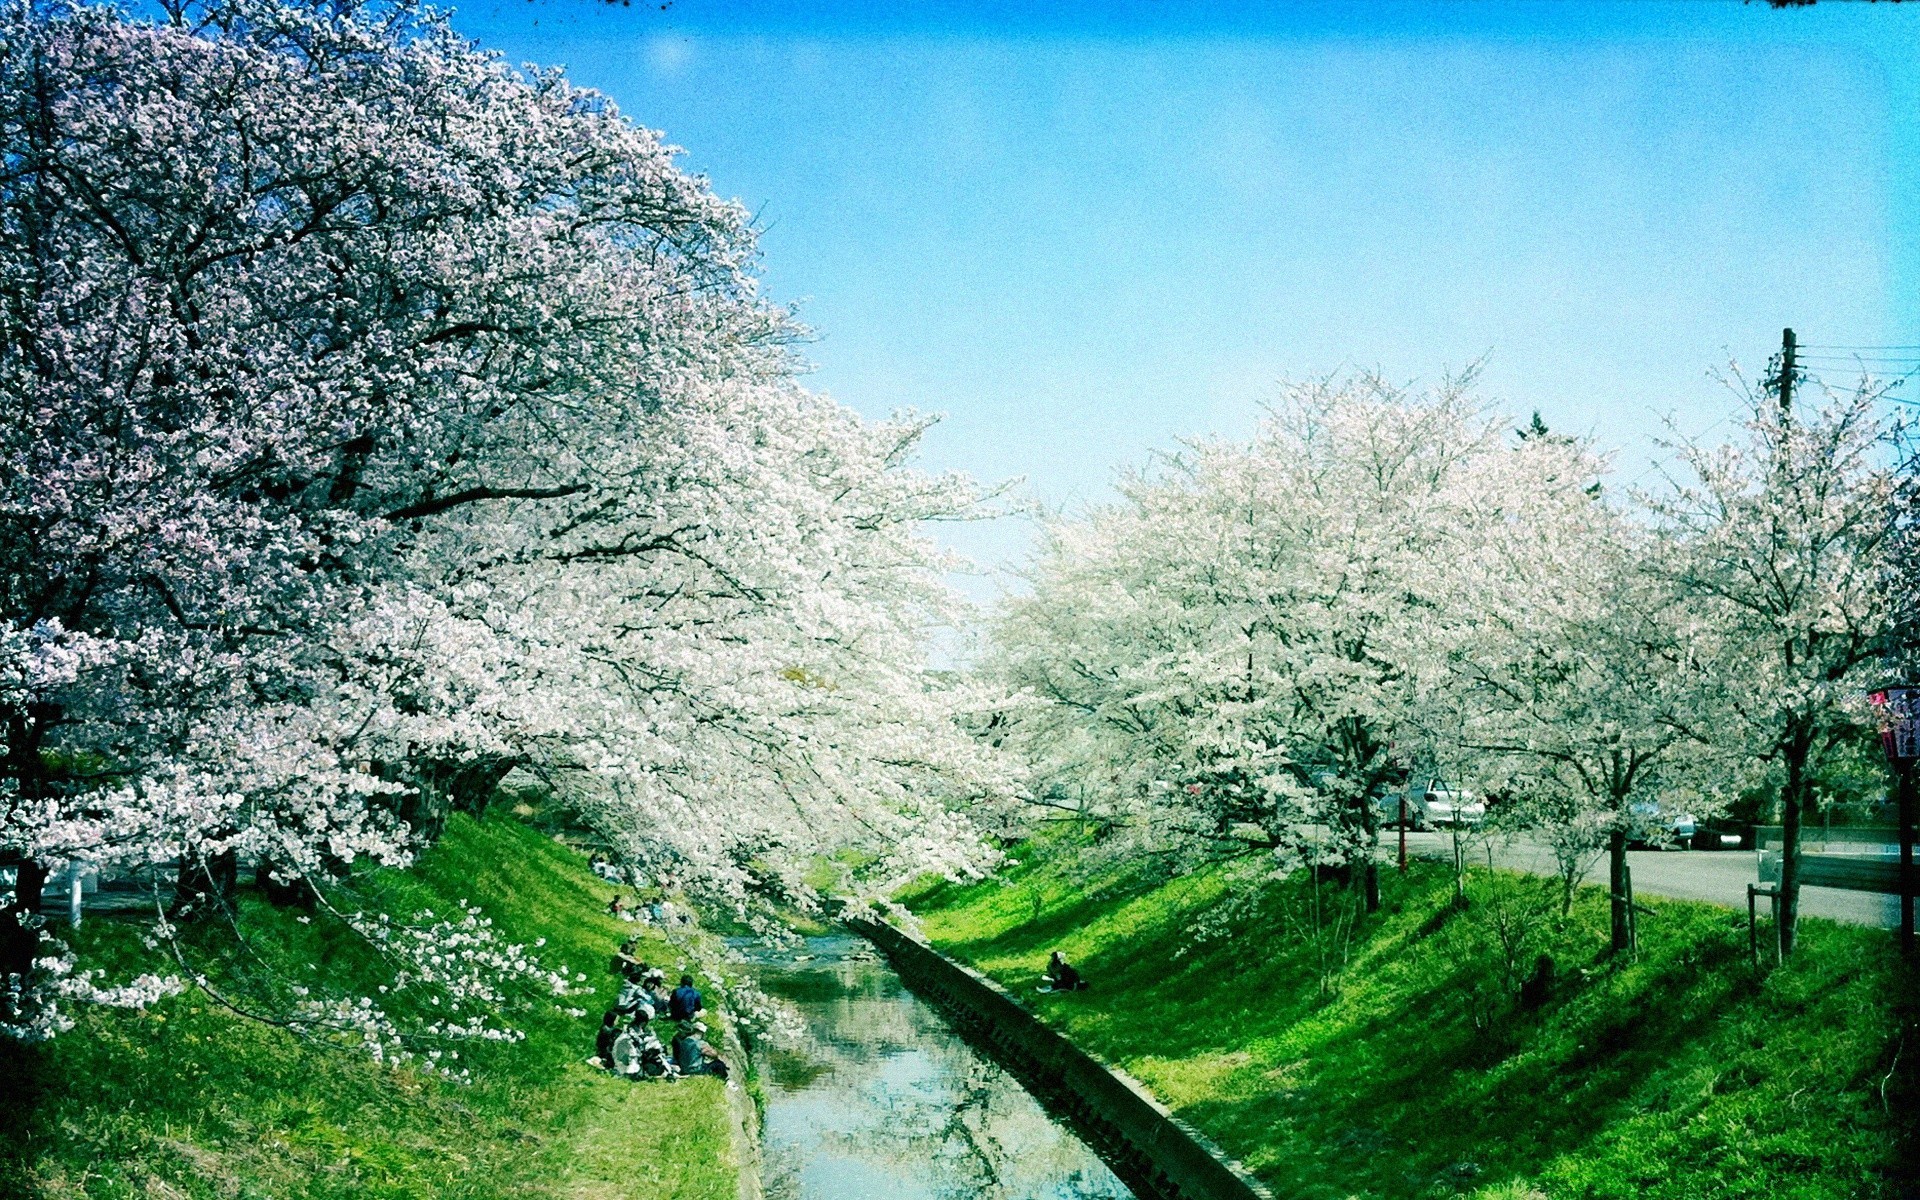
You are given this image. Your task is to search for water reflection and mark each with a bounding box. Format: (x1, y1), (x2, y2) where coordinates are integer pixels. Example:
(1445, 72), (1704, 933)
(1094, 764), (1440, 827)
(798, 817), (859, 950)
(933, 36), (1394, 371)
(739, 936), (1134, 1200)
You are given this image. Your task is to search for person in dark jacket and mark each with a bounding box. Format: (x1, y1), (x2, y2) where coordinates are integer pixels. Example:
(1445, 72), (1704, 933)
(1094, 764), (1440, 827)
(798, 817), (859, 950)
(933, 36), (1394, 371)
(610, 940), (642, 979)
(594, 1009), (621, 1070)
(668, 974), (703, 1021)
(1044, 950), (1085, 991)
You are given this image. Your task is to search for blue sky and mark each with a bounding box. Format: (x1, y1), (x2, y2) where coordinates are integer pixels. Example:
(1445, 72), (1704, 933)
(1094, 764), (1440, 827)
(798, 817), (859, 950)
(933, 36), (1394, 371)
(449, 0), (1920, 588)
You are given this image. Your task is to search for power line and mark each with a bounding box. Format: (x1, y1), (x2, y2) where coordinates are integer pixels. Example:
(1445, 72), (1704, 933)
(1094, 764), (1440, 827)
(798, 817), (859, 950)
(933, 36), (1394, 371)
(1794, 356), (1920, 365)
(1800, 344), (1920, 352)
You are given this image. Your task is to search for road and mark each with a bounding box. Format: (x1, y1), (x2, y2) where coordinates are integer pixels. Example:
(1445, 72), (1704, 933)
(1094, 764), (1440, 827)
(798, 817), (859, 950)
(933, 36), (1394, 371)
(1396, 830), (1901, 929)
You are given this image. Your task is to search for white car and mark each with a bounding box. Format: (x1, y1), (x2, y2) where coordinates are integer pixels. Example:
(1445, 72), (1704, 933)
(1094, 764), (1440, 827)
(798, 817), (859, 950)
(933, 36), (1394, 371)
(1422, 783), (1486, 829)
(1381, 780), (1484, 830)
(1628, 801), (1696, 848)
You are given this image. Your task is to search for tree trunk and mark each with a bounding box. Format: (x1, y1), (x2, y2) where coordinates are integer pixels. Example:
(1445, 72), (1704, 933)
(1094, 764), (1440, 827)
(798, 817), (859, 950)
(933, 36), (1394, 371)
(1, 857), (48, 985)
(1359, 796), (1382, 913)
(255, 856), (318, 910)
(1778, 720), (1815, 958)
(4, 712), (55, 980)
(170, 849), (238, 920)
(400, 755), (520, 846)
(1608, 827), (1630, 954)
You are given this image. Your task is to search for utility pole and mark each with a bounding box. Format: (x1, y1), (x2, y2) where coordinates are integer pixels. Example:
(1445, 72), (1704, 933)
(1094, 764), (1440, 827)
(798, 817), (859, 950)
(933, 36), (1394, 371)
(1778, 327), (1796, 423)
(1774, 326), (1802, 956)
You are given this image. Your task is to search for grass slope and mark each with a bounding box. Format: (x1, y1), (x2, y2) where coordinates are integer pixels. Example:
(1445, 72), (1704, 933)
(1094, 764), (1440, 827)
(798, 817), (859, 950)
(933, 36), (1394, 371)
(905, 841), (1917, 1200)
(3, 813), (738, 1200)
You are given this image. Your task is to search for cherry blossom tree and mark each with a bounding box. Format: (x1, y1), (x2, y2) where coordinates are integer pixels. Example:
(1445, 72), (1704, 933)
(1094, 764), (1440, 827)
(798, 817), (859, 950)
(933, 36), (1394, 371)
(1648, 376), (1896, 957)
(990, 373), (1535, 907)
(1420, 450), (1708, 947)
(0, 0), (1009, 1041)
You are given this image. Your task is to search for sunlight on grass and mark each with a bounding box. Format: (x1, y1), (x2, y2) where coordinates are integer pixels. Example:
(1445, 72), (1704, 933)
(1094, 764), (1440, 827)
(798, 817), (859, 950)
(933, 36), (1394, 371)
(908, 834), (1913, 1200)
(5, 814), (737, 1200)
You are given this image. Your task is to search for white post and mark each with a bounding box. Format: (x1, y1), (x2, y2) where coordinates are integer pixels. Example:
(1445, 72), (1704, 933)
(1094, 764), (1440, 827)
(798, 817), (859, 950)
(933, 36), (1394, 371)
(69, 862), (84, 927)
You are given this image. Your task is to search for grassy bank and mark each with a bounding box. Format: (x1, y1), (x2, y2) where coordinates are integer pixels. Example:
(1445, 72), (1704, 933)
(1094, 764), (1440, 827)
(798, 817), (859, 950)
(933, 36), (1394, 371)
(904, 840), (1916, 1200)
(2, 813), (739, 1200)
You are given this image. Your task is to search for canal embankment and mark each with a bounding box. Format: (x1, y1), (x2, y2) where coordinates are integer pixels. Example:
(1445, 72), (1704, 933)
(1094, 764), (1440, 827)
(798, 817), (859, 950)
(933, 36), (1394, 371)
(850, 917), (1272, 1200)
(901, 838), (1916, 1200)
(735, 934), (1134, 1199)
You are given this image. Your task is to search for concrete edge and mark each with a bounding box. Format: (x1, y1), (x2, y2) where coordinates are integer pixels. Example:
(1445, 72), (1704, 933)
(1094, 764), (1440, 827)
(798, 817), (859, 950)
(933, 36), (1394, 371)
(850, 917), (1274, 1200)
(721, 1021), (763, 1200)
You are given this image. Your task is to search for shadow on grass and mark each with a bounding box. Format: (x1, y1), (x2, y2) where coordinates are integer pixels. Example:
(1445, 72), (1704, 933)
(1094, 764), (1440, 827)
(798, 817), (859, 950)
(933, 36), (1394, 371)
(0, 1039), (50, 1200)
(1886, 957), (1920, 1199)
(914, 845), (1913, 1199)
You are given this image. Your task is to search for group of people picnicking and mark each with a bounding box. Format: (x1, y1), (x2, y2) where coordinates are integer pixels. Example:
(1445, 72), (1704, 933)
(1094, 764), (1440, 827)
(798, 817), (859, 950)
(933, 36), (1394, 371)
(603, 888), (689, 929)
(591, 937), (730, 1083)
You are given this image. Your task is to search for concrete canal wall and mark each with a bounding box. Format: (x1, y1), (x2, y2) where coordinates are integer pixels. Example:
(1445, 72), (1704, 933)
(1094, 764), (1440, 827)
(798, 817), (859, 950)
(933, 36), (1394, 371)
(849, 918), (1274, 1200)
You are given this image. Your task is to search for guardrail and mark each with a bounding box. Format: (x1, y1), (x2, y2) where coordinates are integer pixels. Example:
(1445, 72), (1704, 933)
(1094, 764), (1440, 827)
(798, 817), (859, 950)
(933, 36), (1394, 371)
(849, 917), (1273, 1200)
(1755, 826), (1900, 852)
(1757, 851), (1914, 895)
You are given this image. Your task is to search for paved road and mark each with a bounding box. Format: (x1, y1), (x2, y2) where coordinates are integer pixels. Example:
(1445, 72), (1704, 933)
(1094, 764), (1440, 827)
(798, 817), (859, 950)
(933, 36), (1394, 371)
(1396, 830), (1901, 929)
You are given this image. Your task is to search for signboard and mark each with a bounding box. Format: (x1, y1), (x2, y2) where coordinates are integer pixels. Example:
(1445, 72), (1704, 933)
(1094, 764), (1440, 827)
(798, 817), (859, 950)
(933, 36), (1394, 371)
(1872, 687), (1920, 763)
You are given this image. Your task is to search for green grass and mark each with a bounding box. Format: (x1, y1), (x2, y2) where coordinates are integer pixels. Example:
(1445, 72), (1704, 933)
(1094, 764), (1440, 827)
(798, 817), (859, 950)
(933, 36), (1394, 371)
(904, 837), (1918, 1200)
(2, 813), (740, 1200)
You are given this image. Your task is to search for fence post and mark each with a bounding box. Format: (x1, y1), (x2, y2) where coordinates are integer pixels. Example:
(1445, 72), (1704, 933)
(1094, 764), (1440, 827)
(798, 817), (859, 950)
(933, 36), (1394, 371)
(1397, 798), (1407, 872)
(1625, 862), (1636, 953)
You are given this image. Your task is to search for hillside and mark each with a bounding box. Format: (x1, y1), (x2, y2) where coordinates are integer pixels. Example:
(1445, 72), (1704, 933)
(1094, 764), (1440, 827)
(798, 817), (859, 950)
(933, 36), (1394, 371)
(905, 840), (1917, 1200)
(2, 814), (739, 1200)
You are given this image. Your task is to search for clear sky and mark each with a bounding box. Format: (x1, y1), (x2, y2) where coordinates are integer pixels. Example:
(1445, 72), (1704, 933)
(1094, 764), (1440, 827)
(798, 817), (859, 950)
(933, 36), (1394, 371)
(448, 0), (1920, 591)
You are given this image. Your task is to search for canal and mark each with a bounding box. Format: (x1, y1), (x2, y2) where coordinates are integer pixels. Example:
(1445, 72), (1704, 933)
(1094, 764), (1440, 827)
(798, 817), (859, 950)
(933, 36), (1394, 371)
(735, 935), (1135, 1200)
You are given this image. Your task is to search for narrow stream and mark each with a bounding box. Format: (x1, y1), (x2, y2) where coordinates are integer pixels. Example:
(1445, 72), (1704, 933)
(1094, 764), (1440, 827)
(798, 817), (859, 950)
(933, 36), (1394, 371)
(735, 935), (1136, 1200)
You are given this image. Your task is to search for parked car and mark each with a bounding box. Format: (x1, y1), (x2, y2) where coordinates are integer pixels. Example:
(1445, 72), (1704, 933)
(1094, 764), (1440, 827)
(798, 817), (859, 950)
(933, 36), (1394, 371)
(1628, 800), (1696, 849)
(1690, 827), (1746, 851)
(1379, 779), (1484, 830)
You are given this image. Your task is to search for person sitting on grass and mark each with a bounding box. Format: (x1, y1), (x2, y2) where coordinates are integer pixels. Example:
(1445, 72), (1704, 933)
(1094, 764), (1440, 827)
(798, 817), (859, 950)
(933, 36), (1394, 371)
(606, 893), (627, 919)
(643, 967), (672, 1015)
(594, 1009), (621, 1070)
(1043, 950), (1085, 992)
(634, 1012), (675, 1080)
(669, 973), (703, 1021)
(610, 939), (642, 978)
(702, 1042), (731, 1082)
(615, 966), (650, 1016)
(609, 1015), (641, 1079)
(672, 1021), (731, 1082)
(671, 1022), (706, 1076)
(611, 1009), (675, 1080)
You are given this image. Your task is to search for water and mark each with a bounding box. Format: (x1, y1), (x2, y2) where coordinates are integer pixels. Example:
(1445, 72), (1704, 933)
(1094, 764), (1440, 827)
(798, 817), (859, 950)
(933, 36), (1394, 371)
(736, 936), (1135, 1200)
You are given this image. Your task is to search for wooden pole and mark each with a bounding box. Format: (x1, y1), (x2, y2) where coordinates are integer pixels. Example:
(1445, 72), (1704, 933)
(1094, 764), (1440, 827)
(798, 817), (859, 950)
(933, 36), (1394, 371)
(1398, 798), (1407, 872)
(1900, 759), (1916, 957)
